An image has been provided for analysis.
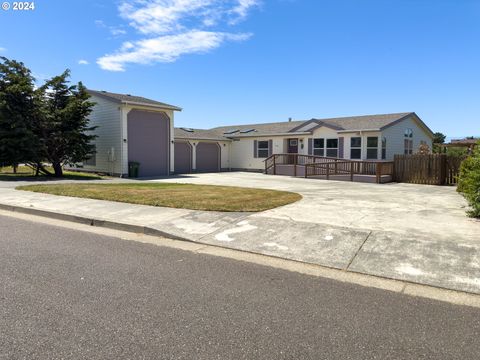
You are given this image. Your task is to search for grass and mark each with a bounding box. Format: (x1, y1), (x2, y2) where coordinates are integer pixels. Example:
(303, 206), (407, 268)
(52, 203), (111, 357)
(0, 166), (105, 181)
(16, 183), (302, 212)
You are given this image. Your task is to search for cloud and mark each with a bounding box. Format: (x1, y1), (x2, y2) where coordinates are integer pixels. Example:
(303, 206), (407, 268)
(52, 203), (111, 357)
(0, 47), (6, 52)
(98, 30), (251, 71)
(78, 59), (89, 65)
(229, 0), (259, 24)
(97, 0), (259, 71)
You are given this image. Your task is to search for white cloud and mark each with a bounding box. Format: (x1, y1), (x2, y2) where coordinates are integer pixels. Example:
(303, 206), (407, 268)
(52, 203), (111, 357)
(97, 0), (259, 71)
(78, 59), (89, 65)
(110, 28), (127, 36)
(0, 47), (6, 52)
(98, 30), (251, 71)
(229, 0), (259, 24)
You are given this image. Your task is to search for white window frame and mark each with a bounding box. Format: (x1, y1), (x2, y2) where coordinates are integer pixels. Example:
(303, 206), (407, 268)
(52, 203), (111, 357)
(350, 137), (362, 159)
(382, 137), (387, 160)
(313, 138), (324, 156)
(326, 138), (339, 158)
(257, 140), (270, 158)
(366, 137), (379, 160)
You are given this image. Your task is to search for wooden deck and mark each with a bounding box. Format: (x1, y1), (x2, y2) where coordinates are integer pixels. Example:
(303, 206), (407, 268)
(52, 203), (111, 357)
(264, 154), (394, 184)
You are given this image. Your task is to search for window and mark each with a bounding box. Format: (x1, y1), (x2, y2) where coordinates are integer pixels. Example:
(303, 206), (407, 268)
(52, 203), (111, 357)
(350, 137), (362, 159)
(404, 129), (413, 154)
(382, 137), (387, 160)
(289, 139), (298, 146)
(404, 139), (413, 155)
(366, 137), (378, 160)
(84, 145), (96, 166)
(313, 138), (324, 156)
(257, 140), (269, 158)
(326, 138), (338, 157)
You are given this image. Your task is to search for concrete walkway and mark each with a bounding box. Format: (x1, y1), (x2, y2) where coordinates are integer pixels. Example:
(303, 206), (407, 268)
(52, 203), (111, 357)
(0, 172), (479, 295)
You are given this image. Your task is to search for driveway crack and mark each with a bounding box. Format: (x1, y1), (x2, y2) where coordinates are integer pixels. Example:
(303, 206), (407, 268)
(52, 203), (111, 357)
(345, 230), (372, 270)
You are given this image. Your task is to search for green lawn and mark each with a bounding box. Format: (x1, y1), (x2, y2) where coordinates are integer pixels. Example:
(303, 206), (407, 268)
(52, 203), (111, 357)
(16, 183), (302, 212)
(0, 166), (105, 181)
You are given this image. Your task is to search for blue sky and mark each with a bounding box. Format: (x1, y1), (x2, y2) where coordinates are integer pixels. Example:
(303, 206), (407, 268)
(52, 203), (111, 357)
(0, 0), (479, 137)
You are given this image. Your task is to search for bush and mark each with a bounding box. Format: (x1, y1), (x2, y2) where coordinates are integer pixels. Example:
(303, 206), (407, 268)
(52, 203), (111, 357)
(457, 142), (480, 218)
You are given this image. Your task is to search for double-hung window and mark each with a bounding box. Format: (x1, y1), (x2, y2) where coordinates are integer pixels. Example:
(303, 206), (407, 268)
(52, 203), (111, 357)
(404, 129), (413, 154)
(382, 137), (387, 160)
(366, 137), (379, 159)
(350, 137), (362, 159)
(257, 140), (269, 158)
(313, 138), (324, 156)
(326, 139), (338, 158)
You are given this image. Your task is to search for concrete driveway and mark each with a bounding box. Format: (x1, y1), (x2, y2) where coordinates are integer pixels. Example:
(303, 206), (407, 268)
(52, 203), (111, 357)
(148, 172), (480, 294)
(1, 172), (478, 294)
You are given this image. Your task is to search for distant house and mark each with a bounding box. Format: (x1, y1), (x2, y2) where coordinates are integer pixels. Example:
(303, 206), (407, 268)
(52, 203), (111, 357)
(73, 91), (433, 176)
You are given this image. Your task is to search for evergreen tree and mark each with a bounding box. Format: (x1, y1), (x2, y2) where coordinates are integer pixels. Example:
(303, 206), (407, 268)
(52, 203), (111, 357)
(433, 132), (446, 144)
(38, 70), (97, 177)
(0, 57), (40, 172)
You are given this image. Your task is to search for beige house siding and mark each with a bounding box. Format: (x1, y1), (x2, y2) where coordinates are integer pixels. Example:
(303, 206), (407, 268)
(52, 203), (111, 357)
(76, 94), (123, 174)
(381, 115), (433, 160)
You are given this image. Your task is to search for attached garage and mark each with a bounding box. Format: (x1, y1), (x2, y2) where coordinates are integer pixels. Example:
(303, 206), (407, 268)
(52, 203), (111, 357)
(174, 141), (192, 174)
(127, 109), (170, 177)
(196, 142), (220, 172)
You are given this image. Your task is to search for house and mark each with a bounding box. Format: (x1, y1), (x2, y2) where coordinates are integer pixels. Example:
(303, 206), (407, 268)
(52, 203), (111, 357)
(75, 90), (182, 177)
(74, 90), (433, 176)
(175, 112), (434, 172)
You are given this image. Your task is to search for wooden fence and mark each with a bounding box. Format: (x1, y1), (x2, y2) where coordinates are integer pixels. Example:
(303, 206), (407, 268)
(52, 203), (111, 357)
(393, 154), (466, 185)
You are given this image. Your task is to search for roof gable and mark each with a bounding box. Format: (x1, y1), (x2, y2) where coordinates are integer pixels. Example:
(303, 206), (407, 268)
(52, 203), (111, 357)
(87, 89), (182, 111)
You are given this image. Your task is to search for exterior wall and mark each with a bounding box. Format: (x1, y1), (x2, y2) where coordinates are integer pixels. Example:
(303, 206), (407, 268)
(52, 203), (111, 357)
(341, 131), (382, 160)
(230, 136), (285, 170)
(121, 106), (175, 175)
(381, 115), (433, 160)
(309, 127), (342, 157)
(70, 95), (122, 174)
(176, 140), (231, 171)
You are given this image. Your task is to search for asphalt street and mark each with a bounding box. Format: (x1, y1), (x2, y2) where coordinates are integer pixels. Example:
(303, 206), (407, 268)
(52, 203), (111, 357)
(0, 214), (479, 360)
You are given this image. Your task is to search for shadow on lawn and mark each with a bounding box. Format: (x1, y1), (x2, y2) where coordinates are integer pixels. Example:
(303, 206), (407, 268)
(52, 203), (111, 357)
(0, 168), (106, 182)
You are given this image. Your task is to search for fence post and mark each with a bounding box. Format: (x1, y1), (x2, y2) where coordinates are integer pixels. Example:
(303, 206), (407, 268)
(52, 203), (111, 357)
(294, 154), (297, 177)
(376, 162), (383, 184)
(350, 161), (354, 181)
(326, 162), (330, 180)
(439, 154), (447, 185)
(273, 155), (276, 175)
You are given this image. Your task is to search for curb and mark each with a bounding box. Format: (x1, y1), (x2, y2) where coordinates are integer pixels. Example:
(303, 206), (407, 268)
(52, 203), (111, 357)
(0, 203), (189, 242)
(2, 202), (480, 303)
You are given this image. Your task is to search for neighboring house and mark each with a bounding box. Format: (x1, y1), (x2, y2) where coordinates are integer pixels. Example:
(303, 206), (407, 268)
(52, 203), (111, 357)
(73, 90), (433, 175)
(175, 112), (434, 172)
(71, 90), (181, 177)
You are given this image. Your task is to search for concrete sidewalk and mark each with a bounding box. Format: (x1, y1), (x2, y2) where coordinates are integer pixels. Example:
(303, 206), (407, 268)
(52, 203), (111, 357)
(0, 173), (479, 295)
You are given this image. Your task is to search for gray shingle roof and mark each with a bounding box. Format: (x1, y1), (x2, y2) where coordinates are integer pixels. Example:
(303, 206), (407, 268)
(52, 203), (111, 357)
(87, 90), (182, 111)
(174, 112), (424, 140)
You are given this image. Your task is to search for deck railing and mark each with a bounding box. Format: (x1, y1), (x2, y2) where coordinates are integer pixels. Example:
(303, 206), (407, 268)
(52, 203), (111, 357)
(264, 153), (394, 184)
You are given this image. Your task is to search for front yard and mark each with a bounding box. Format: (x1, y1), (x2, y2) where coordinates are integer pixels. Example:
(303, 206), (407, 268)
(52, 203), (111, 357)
(16, 183), (302, 212)
(0, 166), (105, 181)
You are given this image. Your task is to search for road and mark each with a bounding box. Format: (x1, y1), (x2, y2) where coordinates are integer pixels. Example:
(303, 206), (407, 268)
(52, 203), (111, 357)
(0, 214), (479, 360)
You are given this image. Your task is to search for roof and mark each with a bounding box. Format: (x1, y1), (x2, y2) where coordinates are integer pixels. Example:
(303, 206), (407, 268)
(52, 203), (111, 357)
(174, 127), (229, 141)
(446, 138), (479, 146)
(87, 90), (182, 111)
(175, 112), (431, 140)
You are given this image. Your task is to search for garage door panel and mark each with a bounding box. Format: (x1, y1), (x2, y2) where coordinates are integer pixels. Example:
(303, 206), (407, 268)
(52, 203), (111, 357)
(127, 110), (170, 177)
(174, 141), (192, 174)
(196, 142), (220, 172)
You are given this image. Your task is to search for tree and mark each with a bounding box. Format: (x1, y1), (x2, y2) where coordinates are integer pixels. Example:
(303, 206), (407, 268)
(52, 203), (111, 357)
(0, 57), (40, 172)
(457, 141), (480, 218)
(37, 70), (96, 177)
(433, 132), (446, 144)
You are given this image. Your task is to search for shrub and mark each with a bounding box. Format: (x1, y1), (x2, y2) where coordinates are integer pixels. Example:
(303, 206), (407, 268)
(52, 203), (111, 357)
(457, 142), (480, 218)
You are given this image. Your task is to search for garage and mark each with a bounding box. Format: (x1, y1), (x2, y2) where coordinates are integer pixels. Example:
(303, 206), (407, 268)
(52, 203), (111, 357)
(127, 109), (170, 177)
(196, 142), (220, 172)
(174, 141), (192, 174)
